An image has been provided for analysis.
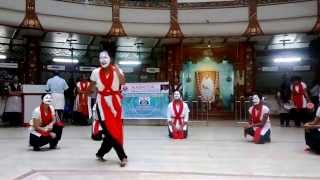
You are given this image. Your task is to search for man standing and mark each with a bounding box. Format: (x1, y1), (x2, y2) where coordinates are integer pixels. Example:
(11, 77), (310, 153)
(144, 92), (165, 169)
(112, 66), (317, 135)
(46, 71), (69, 122)
(89, 51), (128, 167)
(243, 93), (271, 144)
(167, 91), (189, 139)
(75, 74), (91, 125)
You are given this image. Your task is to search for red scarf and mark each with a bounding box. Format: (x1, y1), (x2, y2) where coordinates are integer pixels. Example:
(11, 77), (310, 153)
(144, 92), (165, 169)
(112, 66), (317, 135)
(40, 103), (53, 126)
(172, 100), (184, 139)
(78, 80), (89, 117)
(250, 103), (264, 143)
(98, 66), (124, 145)
(292, 82), (304, 109)
(251, 103), (263, 124)
(38, 103), (53, 136)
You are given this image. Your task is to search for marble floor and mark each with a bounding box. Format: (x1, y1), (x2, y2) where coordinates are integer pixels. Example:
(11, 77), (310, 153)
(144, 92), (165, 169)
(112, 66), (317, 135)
(0, 121), (319, 180)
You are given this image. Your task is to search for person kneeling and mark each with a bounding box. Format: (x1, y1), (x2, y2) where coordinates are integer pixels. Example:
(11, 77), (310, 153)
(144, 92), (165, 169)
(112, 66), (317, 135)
(167, 91), (190, 139)
(29, 94), (64, 151)
(304, 106), (320, 154)
(244, 93), (271, 144)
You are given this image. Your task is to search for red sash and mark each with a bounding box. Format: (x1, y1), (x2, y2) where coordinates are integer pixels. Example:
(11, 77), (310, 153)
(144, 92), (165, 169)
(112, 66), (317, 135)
(98, 66), (124, 145)
(39, 103), (53, 136)
(292, 83), (304, 109)
(251, 104), (263, 143)
(172, 100), (184, 139)
(78, 80), (90, 117)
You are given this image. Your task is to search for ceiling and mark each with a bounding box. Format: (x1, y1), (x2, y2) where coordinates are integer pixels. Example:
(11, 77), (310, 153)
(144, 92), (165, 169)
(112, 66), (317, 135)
(0, 25), (317, 65)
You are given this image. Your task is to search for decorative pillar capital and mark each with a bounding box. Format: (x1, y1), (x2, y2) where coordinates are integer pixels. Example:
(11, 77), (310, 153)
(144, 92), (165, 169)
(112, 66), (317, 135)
(19, 0), (44, 37)
(107, 0), (127, 37)
(311, 0), (320, 33)
(166, 0), (184, 39)
(243, 0), (263, 36)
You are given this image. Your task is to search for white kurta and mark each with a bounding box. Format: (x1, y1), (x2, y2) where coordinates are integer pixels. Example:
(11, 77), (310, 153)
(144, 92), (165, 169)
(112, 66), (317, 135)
(29, 105), (56, 137)
(167, 101), (190, 132)
(90, 67), (122, 120)
(248, 105), (271, 135)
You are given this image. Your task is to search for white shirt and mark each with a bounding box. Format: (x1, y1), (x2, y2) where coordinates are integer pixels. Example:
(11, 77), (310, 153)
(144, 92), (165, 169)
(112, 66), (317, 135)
(90, 67), (120, 92)
(290, 82), (307, 108)
(248, 104), (271, 135)
(167, 101), (190, 132)
(167, 101), (190, 123)
(46, 76), (69, 94)
(29, 105), (56, 135)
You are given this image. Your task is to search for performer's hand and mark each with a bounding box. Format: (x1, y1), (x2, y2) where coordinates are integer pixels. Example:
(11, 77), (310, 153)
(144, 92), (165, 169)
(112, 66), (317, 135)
(50, 132), (57, 138)
(304, 123), (313, 130)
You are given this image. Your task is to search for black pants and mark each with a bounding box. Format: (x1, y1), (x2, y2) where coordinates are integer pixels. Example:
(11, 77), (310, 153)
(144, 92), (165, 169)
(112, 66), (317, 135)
(96, 128), (127, 161)
(3, 112), (22, 126)
(280, 113), (290, 127)
(305, 129), (320, 154)
(73, 112), (89, 125)
(291, 108), (312, 127)
(29, 125), (63, 149)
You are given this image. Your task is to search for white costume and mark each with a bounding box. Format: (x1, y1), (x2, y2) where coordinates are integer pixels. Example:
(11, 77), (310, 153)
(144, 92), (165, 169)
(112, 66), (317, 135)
(29, 105), (55, 137)
(167, 91), (190, 139)
(75, 81), (92, 118)
(248, 105), (271, 136)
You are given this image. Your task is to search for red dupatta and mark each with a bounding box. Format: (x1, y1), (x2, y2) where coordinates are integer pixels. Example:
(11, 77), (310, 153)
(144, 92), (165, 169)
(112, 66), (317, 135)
(172, 100), (184, 139)
(78, 80), (90, 117)
(98, 66), (123, 145)
(292, 82), (304, 109)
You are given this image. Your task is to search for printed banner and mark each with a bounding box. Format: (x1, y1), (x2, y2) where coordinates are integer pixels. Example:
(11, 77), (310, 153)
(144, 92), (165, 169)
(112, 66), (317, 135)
(122, 93), (169, 119)
(122, 82), (169, 94)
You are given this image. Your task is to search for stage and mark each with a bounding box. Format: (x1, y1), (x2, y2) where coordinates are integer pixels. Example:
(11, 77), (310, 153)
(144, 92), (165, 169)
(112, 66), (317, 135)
(0, 121), (319, 180)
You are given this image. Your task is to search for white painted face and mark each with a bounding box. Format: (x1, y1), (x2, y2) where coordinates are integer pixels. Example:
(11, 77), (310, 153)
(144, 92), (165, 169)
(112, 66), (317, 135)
(252, 94), (260, 105)
(173, 91), (181, 100)
(42, 94), (53, 105)
(99, 51), (111, 68)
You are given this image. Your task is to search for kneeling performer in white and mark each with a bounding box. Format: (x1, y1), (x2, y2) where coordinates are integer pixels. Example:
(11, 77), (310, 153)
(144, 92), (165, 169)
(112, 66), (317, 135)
(167, 91), (190, 139)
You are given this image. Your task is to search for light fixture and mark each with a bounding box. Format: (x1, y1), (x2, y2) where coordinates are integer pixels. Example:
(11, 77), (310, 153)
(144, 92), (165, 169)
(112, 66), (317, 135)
(0, 54), (7, 59)
(119, 61), (141, 65)
(53, 58), (79, 63)
(273, 57), (301, 63)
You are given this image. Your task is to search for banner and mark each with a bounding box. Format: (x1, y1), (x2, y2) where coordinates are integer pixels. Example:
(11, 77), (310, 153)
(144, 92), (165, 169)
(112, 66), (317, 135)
(122, 82), (169, 119)
(122, 93), (169, 119)
(122, 82), (169, 94)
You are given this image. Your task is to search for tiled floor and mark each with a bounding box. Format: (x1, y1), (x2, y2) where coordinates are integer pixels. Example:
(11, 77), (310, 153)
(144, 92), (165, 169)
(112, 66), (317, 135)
(0, 121), (319, 180)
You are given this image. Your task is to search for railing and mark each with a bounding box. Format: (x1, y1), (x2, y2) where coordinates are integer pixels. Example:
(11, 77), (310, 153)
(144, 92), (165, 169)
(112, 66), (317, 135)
(53, 0), (313, 9)
(235, 98), (251, 122)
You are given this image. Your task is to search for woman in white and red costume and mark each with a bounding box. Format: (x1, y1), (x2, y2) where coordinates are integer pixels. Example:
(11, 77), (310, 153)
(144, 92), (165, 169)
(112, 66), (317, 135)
(290, 76), (312, 127)
(89, 51), (128, 167)
(75, 74), (91, 124)
(244, 93), (271, 144)
(167, 91), (190, 139)
(29, 94), (64, 151)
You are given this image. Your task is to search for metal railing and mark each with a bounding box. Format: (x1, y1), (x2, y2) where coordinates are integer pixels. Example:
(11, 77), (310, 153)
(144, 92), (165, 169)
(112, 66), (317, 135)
(235, 99), (251, 122)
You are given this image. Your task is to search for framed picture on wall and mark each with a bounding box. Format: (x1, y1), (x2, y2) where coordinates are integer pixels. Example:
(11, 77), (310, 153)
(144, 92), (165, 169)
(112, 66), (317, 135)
(195, 71), (219, 102)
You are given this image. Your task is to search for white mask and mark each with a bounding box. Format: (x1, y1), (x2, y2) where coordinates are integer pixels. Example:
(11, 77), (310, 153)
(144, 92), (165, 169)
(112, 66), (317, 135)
(252, 95), (260, 105)
(42, 94), (53, 105)
(99, 51), (111, 68)
(173, 91), (181, 100)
